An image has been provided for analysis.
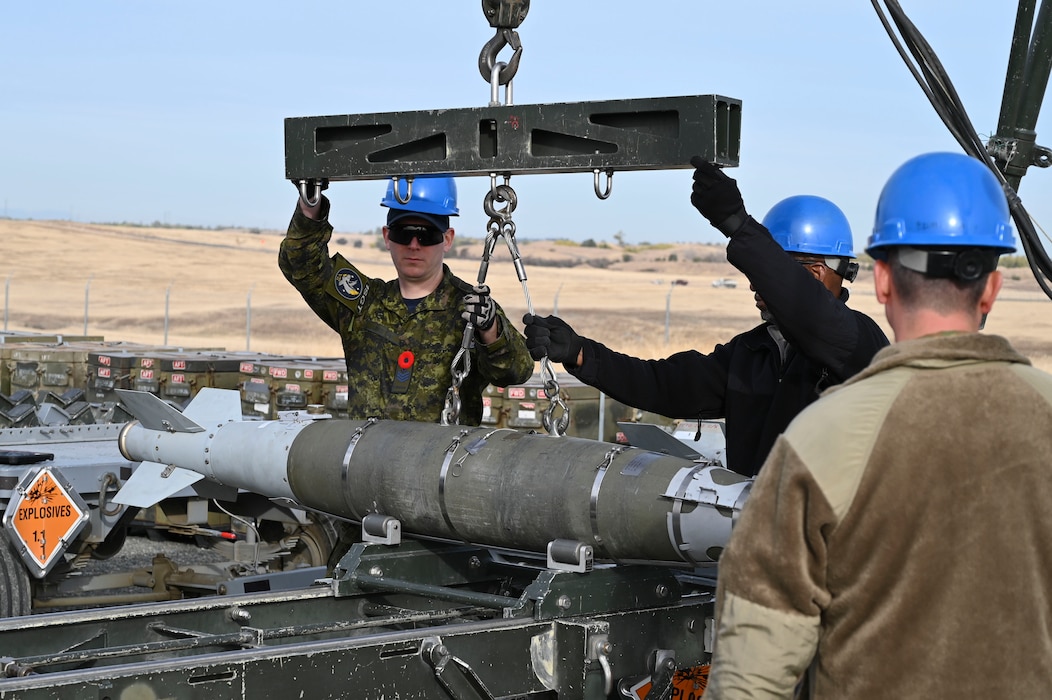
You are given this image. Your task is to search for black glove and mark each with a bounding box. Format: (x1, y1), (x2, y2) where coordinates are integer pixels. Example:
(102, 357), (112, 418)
(462, 284), (496, 332)
(522, 314), (583, 365)
(689, 156), (748, 237)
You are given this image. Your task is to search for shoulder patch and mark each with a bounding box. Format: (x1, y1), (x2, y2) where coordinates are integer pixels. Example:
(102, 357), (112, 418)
(334, 266), (363, 301)
(326, 253), (371, 313)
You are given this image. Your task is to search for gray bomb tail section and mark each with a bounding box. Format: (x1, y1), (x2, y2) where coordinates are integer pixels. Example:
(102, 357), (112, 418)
(113, 388), (299, 508)
(114, 388), (205, 433)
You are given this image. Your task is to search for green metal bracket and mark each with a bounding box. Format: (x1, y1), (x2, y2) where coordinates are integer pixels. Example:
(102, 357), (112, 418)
(516, 565), (683, 620)
(331, 540), (686, 624)
(332, 540), (519, 608)
(284, 94), (741, 182)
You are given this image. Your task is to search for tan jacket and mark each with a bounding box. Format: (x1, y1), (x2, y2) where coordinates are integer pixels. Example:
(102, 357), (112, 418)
(707, 333), (1052, 699)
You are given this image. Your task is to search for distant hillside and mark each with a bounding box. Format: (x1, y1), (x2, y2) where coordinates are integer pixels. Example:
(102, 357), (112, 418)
(0, 218), (1047, 371)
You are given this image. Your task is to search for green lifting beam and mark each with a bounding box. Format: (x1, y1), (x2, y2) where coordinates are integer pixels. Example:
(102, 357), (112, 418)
(284, 94), (742, 182)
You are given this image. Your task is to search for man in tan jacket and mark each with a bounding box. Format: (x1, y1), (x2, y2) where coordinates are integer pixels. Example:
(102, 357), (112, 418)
(706, 152), (1052, 698)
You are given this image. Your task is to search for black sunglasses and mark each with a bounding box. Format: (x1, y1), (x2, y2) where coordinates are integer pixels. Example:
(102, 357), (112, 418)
(387, 224), (446, 247)
(794, 256), (860, 282)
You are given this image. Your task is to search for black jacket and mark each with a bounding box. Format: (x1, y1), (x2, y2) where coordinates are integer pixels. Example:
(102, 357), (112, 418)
(567, 217), (889, 477)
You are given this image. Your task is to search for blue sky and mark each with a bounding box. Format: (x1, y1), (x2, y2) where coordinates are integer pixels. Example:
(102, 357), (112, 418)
(2, 2), (1049, 250)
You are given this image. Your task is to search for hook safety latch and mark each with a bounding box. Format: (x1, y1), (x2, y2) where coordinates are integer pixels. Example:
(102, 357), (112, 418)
(479, 28), (523, 85)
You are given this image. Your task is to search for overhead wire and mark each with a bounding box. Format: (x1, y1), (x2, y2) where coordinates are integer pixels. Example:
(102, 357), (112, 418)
(872, 0), (1052, 300)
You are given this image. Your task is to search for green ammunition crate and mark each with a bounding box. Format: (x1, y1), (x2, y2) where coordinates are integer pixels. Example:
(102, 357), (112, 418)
(155, 352), (245, 408)
(89, 343), (182, 404)
(237, 355), (323, 419)
(481, 384), (507, 428)
(314, 359), (348, 418)
(503, 372), (674, 443)
(1, 342), (97, 397)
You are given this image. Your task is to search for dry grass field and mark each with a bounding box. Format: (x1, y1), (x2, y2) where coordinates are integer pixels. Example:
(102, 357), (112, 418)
(3, 218), (1050, 372)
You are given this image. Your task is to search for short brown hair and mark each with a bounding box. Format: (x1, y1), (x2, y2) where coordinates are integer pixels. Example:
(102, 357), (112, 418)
(889, 249), (987, 314)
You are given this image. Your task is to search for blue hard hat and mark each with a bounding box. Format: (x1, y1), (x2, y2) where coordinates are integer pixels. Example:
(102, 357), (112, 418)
(762, 195), (855, 258)
(381, 175), (459, 217)
(867, 152), (1016, 256)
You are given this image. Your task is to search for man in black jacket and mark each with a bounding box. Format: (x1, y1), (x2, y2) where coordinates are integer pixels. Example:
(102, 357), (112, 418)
(523, 158), (889, 477)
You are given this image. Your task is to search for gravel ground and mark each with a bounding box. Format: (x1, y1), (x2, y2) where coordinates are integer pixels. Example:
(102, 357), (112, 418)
(84, 531), (232, 573)
(33, 532), (238, 613)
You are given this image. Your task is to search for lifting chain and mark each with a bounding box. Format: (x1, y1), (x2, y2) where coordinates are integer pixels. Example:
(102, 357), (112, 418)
(491, 174), (569, 436)
(441, 176), (513, 427)
(443, 2), (529, 426)
(441, 327), (472, 426)
(445, 1), (571, 433)
(440, 174), (569, 435)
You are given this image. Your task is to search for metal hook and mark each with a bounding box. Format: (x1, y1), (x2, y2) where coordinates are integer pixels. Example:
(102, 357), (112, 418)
(593, 169), (614, 200)
(478, 28), (522, 85)
(391, 177), (413, 205)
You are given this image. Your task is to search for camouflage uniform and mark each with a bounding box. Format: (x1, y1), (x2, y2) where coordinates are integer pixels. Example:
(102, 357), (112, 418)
(279, 201), (533, 424)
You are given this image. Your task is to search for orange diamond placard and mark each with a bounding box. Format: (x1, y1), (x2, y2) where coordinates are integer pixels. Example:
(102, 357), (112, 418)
(6, 468), (88, 577)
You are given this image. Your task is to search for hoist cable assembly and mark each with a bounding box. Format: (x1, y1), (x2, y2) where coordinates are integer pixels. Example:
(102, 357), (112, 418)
(283, 0), (743, 429)
(441, 3), (568, 432)
(872, 0), (1052, 300)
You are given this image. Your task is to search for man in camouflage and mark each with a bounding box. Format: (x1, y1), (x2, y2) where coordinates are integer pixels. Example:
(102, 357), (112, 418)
(279, 176), (533, 424)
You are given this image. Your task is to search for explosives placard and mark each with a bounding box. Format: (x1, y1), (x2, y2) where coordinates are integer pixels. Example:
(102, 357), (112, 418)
(628, 666), (710, 699)
(2, 467), (89, 578)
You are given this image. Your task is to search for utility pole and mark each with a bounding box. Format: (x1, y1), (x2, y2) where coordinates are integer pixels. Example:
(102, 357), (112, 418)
(665, 282), (674, 345)
(164, 283), (173, 345)
(665, 280), (688, 345)
(246, 286), (255, 351)
(83, 276), (93, 335)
